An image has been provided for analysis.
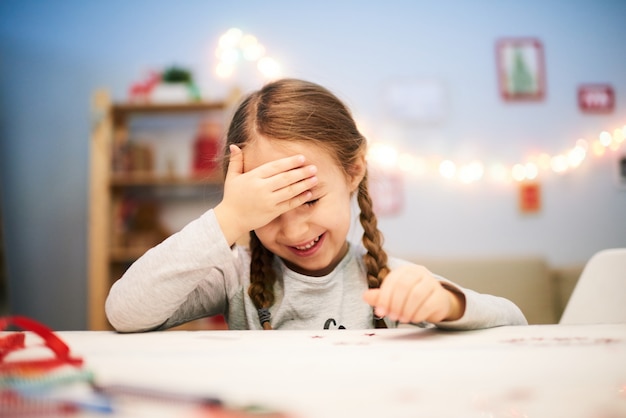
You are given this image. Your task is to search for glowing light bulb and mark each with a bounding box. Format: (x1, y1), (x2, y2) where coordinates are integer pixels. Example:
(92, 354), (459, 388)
(215, 62), (234, 78)
(592, 140), (606, 156)
(512, 164), (526, 182)
(567, 144), (586, 168)
(239, 34), (257, 49)
(489, 163), (509, 182)
(599, 131), (612, 147)
(399, 154), (427, 177)
(439, 160), (456, 179)
(219, 28), (243, 49)
(457, 161), (484, 183)
(397, 154), (412, 171)
(576, 138), (589, 150)
(550, 155), (568, 173)
(473, 161), (485, 180)
(459, 168), (472, 183)
(614, 129), (624, 145)
(244, 44), (265, 61)
(257, 56), (281, 79)
(536, 153), (552, 171)
(525, 162), (538, 180)
(368, 143), (398, 168)
(216, 47), (240, 65)
(240, 35), (265, 61)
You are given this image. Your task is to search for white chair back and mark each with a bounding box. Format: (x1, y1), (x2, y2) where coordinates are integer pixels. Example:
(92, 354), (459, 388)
(559, 248), (626, 325)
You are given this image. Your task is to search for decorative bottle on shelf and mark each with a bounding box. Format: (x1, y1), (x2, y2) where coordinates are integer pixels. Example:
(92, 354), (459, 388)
(192, 120), (221, 177)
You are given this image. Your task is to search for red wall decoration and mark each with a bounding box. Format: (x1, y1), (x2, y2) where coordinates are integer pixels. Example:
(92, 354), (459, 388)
(578, 84), (615, 114)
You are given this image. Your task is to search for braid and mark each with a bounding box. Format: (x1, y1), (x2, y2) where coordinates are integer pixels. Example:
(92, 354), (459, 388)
(248, 231), (276, 330)
(358, 171), (390, 286)
(357, 171), (390, 328)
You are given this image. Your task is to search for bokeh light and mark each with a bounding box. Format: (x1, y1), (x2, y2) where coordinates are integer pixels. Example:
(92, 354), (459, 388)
(215, 28), (281, 81)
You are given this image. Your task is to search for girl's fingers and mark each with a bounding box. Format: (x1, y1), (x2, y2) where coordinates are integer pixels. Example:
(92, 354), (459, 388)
(226, 144), (244, 176)
(281, 189), (313, 212)
(401, 283), (433, 323)
(370, 278), (394, 318)
(362, 288), (380, 307)
(274, 176), (318, 208)
(256, 154), (308, 179)
(387, 280), (412, 321)
(247, 154), (318, 205)
(363, 289), (387, 318)
(267, 164), (318, 194)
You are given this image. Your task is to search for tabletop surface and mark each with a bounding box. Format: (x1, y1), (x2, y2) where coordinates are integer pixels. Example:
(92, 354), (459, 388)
(4, 324), (626, 418)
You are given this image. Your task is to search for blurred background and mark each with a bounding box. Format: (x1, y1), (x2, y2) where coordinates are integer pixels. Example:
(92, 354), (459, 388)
(1, 0), (625, 330)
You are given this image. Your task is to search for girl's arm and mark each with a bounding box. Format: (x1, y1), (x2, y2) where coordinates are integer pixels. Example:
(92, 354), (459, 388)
(363, 262), (528, 330)
(434, 284), (529, 330)
(107, 146), (319, 332)
(105, 210), (238, 332)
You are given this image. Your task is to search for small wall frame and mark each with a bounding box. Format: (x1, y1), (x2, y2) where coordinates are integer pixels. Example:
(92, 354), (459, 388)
(496, 37), (546, 101)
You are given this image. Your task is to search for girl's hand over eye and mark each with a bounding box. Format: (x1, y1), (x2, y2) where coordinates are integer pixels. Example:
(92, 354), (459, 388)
(214, 145), (318, 245)
(363, 264), (466, 324)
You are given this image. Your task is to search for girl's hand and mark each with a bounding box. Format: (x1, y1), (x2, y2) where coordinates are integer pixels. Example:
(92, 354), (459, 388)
(363, 264), (465, 324)
(214, 145), (318, 245)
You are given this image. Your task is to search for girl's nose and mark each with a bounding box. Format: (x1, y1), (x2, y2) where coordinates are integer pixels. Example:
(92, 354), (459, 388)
(277, 209), (309, 241)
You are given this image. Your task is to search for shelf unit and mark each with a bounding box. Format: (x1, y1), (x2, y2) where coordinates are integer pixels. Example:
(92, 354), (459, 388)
(88, 90), (232, 330)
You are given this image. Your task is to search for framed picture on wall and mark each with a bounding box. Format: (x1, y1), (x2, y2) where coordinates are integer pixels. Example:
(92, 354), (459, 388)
(578, 84), (615, 113)
(496, 37), (546, 101)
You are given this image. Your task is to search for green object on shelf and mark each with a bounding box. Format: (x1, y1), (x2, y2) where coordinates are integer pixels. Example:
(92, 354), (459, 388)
(162, 66), (193, 84)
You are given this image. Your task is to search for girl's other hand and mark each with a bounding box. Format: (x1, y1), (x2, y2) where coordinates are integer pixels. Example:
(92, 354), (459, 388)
(214, 145), (318, 245)
(362, 264), (466, 324)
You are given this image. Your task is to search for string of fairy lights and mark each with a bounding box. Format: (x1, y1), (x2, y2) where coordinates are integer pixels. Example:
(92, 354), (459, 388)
(214, 28), (625, 185)
(367, 127), (625, 184)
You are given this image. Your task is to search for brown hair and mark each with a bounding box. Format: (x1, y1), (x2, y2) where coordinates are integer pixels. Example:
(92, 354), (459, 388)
(224, 78), (389, 329)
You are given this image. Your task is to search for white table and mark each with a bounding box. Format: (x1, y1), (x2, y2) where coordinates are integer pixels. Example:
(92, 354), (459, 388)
(5, 324), (626, 417)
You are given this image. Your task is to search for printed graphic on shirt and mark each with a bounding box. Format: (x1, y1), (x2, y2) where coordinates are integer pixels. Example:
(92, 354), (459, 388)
(324, 318), (346, 329)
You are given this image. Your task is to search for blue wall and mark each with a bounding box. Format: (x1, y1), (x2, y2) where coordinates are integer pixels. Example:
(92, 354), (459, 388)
(1, 0), (625, 329)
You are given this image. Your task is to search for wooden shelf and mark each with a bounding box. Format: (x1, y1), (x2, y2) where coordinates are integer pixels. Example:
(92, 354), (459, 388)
(111, 101), (227, 124)
(110, 247), (151, 262)
(110, 172), (223, 187)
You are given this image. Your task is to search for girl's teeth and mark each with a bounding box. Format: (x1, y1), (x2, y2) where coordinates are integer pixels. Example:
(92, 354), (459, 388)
(295, 236), (320, 250)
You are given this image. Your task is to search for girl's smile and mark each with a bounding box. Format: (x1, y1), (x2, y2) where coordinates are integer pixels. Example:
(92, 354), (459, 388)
(287, 233), (325, 257)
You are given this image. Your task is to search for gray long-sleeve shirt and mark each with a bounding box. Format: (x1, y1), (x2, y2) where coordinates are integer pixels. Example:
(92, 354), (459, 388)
(105, 210), (527, 332)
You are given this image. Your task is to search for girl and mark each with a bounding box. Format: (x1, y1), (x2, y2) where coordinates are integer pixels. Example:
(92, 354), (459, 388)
(105, 78), (527, 332)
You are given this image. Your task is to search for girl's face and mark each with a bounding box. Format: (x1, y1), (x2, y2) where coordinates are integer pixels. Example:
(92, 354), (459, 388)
(244, 136), (363, 277)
